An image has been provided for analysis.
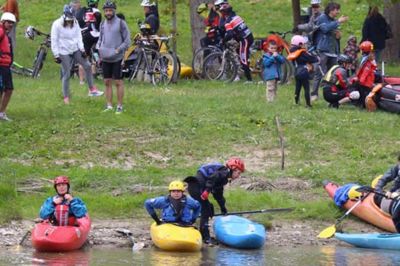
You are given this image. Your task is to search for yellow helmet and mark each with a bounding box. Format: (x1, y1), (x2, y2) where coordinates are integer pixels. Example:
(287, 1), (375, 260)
(169, 180), (185, 191)
(348, 186), (362, 200)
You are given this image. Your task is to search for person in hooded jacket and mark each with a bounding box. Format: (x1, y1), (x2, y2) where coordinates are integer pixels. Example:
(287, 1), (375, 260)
(184, 157), (245, 244)
(39, 176), (87, 226)
(141, 0), (159, 35)
(343, 35), (360, 75)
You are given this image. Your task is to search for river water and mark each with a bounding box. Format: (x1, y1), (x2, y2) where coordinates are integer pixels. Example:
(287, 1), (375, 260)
(1, 245), (400, 265)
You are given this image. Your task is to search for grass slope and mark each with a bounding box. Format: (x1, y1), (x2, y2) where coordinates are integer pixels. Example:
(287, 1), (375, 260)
(0, 0), (399, 224)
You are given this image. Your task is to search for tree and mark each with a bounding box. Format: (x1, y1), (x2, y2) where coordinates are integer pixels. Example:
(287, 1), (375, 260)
(291, 0), (301, 27)
(189, 0), (206, 56)
(383, 3), (400, 63)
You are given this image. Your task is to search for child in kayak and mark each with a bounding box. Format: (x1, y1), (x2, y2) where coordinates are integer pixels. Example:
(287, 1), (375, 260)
(39, 176), (88, 226)
(184, 157), (245, 244)
(144, 180), (201, 226)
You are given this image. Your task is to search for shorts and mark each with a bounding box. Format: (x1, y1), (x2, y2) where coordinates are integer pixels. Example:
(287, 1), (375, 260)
(0, 66), (14, 92)
(102, 60), (123, 80)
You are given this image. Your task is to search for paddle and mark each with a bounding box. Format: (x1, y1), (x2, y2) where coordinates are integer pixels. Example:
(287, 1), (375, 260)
(318, 192), (370, 239)
(213, 207), (294, 217)
(356, 186), (399, 200)
(115, 229), (144, 251)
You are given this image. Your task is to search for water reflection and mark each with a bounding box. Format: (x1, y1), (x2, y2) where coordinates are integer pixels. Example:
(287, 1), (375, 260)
(2, 245), (400, 265)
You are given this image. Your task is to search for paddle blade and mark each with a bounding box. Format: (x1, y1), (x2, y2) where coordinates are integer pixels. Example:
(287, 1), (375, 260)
(317, 225), (336, 239)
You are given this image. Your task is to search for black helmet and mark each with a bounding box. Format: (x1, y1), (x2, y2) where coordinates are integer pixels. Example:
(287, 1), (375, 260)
(337, 54), (352, 65)
(103, 1), (117, 10)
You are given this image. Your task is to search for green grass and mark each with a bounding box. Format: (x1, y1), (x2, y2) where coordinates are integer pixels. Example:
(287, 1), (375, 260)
(0, 0), (399, 224)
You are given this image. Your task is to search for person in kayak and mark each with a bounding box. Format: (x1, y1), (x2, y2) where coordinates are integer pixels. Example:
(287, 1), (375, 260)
(144, 180), (201, 226)
(39, 176), (88, 226)
(184, 157), (245, 244)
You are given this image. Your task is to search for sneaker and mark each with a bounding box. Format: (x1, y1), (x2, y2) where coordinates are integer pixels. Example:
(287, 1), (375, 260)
(0, 112), (12, 122)
(79, 80), (85, 85)
(233, 76), (241, 82)
(63, 97), (70, 104)
(243, 80), (254, 85)
(311, 95), (318, 102)
(103, 105), (113, 112)
(88, 87), (104, 97)
(115, 106), (123, 114)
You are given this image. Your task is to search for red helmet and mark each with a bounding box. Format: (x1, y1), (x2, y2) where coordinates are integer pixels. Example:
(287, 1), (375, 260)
(54, 176), (70, 185)
(226, 157), (245, 172)
(359, 41), (374, 53)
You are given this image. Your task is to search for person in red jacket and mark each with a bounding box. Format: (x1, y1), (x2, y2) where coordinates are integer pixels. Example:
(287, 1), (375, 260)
(352, 41), (377, 107)
(0, 12), (16, 122)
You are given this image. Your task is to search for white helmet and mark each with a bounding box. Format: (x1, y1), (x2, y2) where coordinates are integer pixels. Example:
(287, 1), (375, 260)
(214, 0), (227, 6)
(310, 0), (321, 5)
(1, 12), (16, 23)
(141, 0), (154, 7)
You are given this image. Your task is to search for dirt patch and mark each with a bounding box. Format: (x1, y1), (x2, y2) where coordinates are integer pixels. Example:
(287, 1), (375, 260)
(233, 176), (312, 192)
(0, 218), (387, 250)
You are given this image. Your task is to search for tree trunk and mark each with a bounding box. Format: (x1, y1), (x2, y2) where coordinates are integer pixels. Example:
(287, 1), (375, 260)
(189, 0), (206, 56)
(171, 0), (177, 53)
(291, 0), (301, 27)
(383, 3), (400, 63)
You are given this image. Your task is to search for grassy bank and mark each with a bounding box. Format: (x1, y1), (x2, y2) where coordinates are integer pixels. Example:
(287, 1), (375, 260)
(1, 0), (399, 224)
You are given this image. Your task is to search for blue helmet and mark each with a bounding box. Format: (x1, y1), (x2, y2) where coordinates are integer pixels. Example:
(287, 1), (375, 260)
(63, 5), (74, 21)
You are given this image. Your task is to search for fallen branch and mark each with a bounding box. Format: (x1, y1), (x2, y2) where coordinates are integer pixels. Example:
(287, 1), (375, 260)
(275, 116), (285, 170)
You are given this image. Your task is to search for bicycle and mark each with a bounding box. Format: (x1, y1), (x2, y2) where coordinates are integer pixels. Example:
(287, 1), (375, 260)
(202, 40), (239, 82)
(192, 44), (222, 79)
(11, 61), (33, 77)
(25, 26), (51, 78)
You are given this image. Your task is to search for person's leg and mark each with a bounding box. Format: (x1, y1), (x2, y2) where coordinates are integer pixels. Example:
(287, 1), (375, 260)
(74, 51), (100, 96)
(0, 89), (13, 113)
(304, 79), (311, 107)
(0, 67), (14, 120)
(295, 78), (302, 104)
(115, 80), (124, 108)
(239, 38), (252, 81)
(112, 61), (124, 112)
(102, 61), (114, 109)
(78, 65), (85, 85)
(311, 53), (328, 99)
(60, 54), (73, 101)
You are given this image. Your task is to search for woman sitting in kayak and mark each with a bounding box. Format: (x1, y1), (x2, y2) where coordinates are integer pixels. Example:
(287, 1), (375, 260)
(144, 180), (201, 226)
(184, 157), (245, 244)
(39, 176), (88, 226)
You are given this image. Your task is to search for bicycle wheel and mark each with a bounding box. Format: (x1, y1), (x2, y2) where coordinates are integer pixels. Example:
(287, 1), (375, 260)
(157, 51), (178, 84)
(203, 52), (238, 82)
(151, 52), (175, 86)
(128, 51), (143, 82)
(32, 48), (46, 78)
(192, 46), (219, 79)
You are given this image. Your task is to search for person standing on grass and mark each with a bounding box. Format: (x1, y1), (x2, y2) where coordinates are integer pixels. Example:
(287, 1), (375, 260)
(262, 40), (285, 102)
(0, 12), (15, 122)
(51, 5), (103, 104)
(0, 0), (18, 49)
(97, 1), (130, 114)
(311, 2), (348, 102)
(184, 157), (245, 245)
(288, 35), (318, 108)
(144, 181), (201, 226)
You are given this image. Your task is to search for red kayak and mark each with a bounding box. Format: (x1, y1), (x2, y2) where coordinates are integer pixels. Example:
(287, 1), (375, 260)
(31, 216), (91, 252)
(384, 76), (400, 85)
(323, 181), (396, 232)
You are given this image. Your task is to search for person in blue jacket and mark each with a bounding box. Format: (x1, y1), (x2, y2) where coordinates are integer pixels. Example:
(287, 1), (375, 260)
(144, 180), (201, 226)
(262, 40), (285, 102)
(40, 176), (88, 226)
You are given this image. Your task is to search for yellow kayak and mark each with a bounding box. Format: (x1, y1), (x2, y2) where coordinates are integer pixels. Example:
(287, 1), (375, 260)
(150, 223), (202, 252)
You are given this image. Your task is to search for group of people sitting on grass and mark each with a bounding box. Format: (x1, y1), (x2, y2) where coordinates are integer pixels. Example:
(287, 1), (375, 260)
(40, 157), (245, 245)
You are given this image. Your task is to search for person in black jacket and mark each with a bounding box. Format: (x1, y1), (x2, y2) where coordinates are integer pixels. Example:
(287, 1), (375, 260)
(184, 157), (245, 244)
(361, 6), (390, 63)
(141, 0), (159, 35)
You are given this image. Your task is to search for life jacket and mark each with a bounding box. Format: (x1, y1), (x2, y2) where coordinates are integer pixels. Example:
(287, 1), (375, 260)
(287, 48), (306, 61)
(224, 14), (251, 40)
(198, 162), (224, 178)
(0, 25), (12, 67)
(356, 56), (377, 88)
(54, 204), (76, 226)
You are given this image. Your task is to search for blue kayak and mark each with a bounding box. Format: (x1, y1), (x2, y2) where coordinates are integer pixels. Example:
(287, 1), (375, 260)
(213, 215), (266, 249)
(335, 233), (400, 250)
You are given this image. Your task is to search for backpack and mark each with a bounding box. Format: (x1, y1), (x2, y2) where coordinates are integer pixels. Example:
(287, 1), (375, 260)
(198, 162), (224, 178)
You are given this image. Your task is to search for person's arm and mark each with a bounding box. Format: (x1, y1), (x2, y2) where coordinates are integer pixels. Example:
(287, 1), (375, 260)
(117, 20), (131, 53)
(39, 197), (56, 219)
(263, 54), (275, 67)
(69, 197), (88, 218)
(144, 197), (164, 224)
(50, 20), (60, 58)
(275, 54), (286, 64)
(317, 15), (339, 34)
(189, 198), (201, 223)
(376, 166), (398, 192)
(75, 21), (84, 52)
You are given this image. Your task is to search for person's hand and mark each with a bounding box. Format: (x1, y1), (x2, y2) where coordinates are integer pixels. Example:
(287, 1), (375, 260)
(115, 48), (120, 54)
(273, 52), (278, 57)
(64, 193), (73, 203)
(53, 196), (63, 205)
(81, 50), (87, 58)
(385, 191), (392, 198)
(54, 57), (62, 64)
(338, 16), (349, 24)
(335, 30), (342, 39)
(221, 206), (227, 215)
(200, 190), (209, 200)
